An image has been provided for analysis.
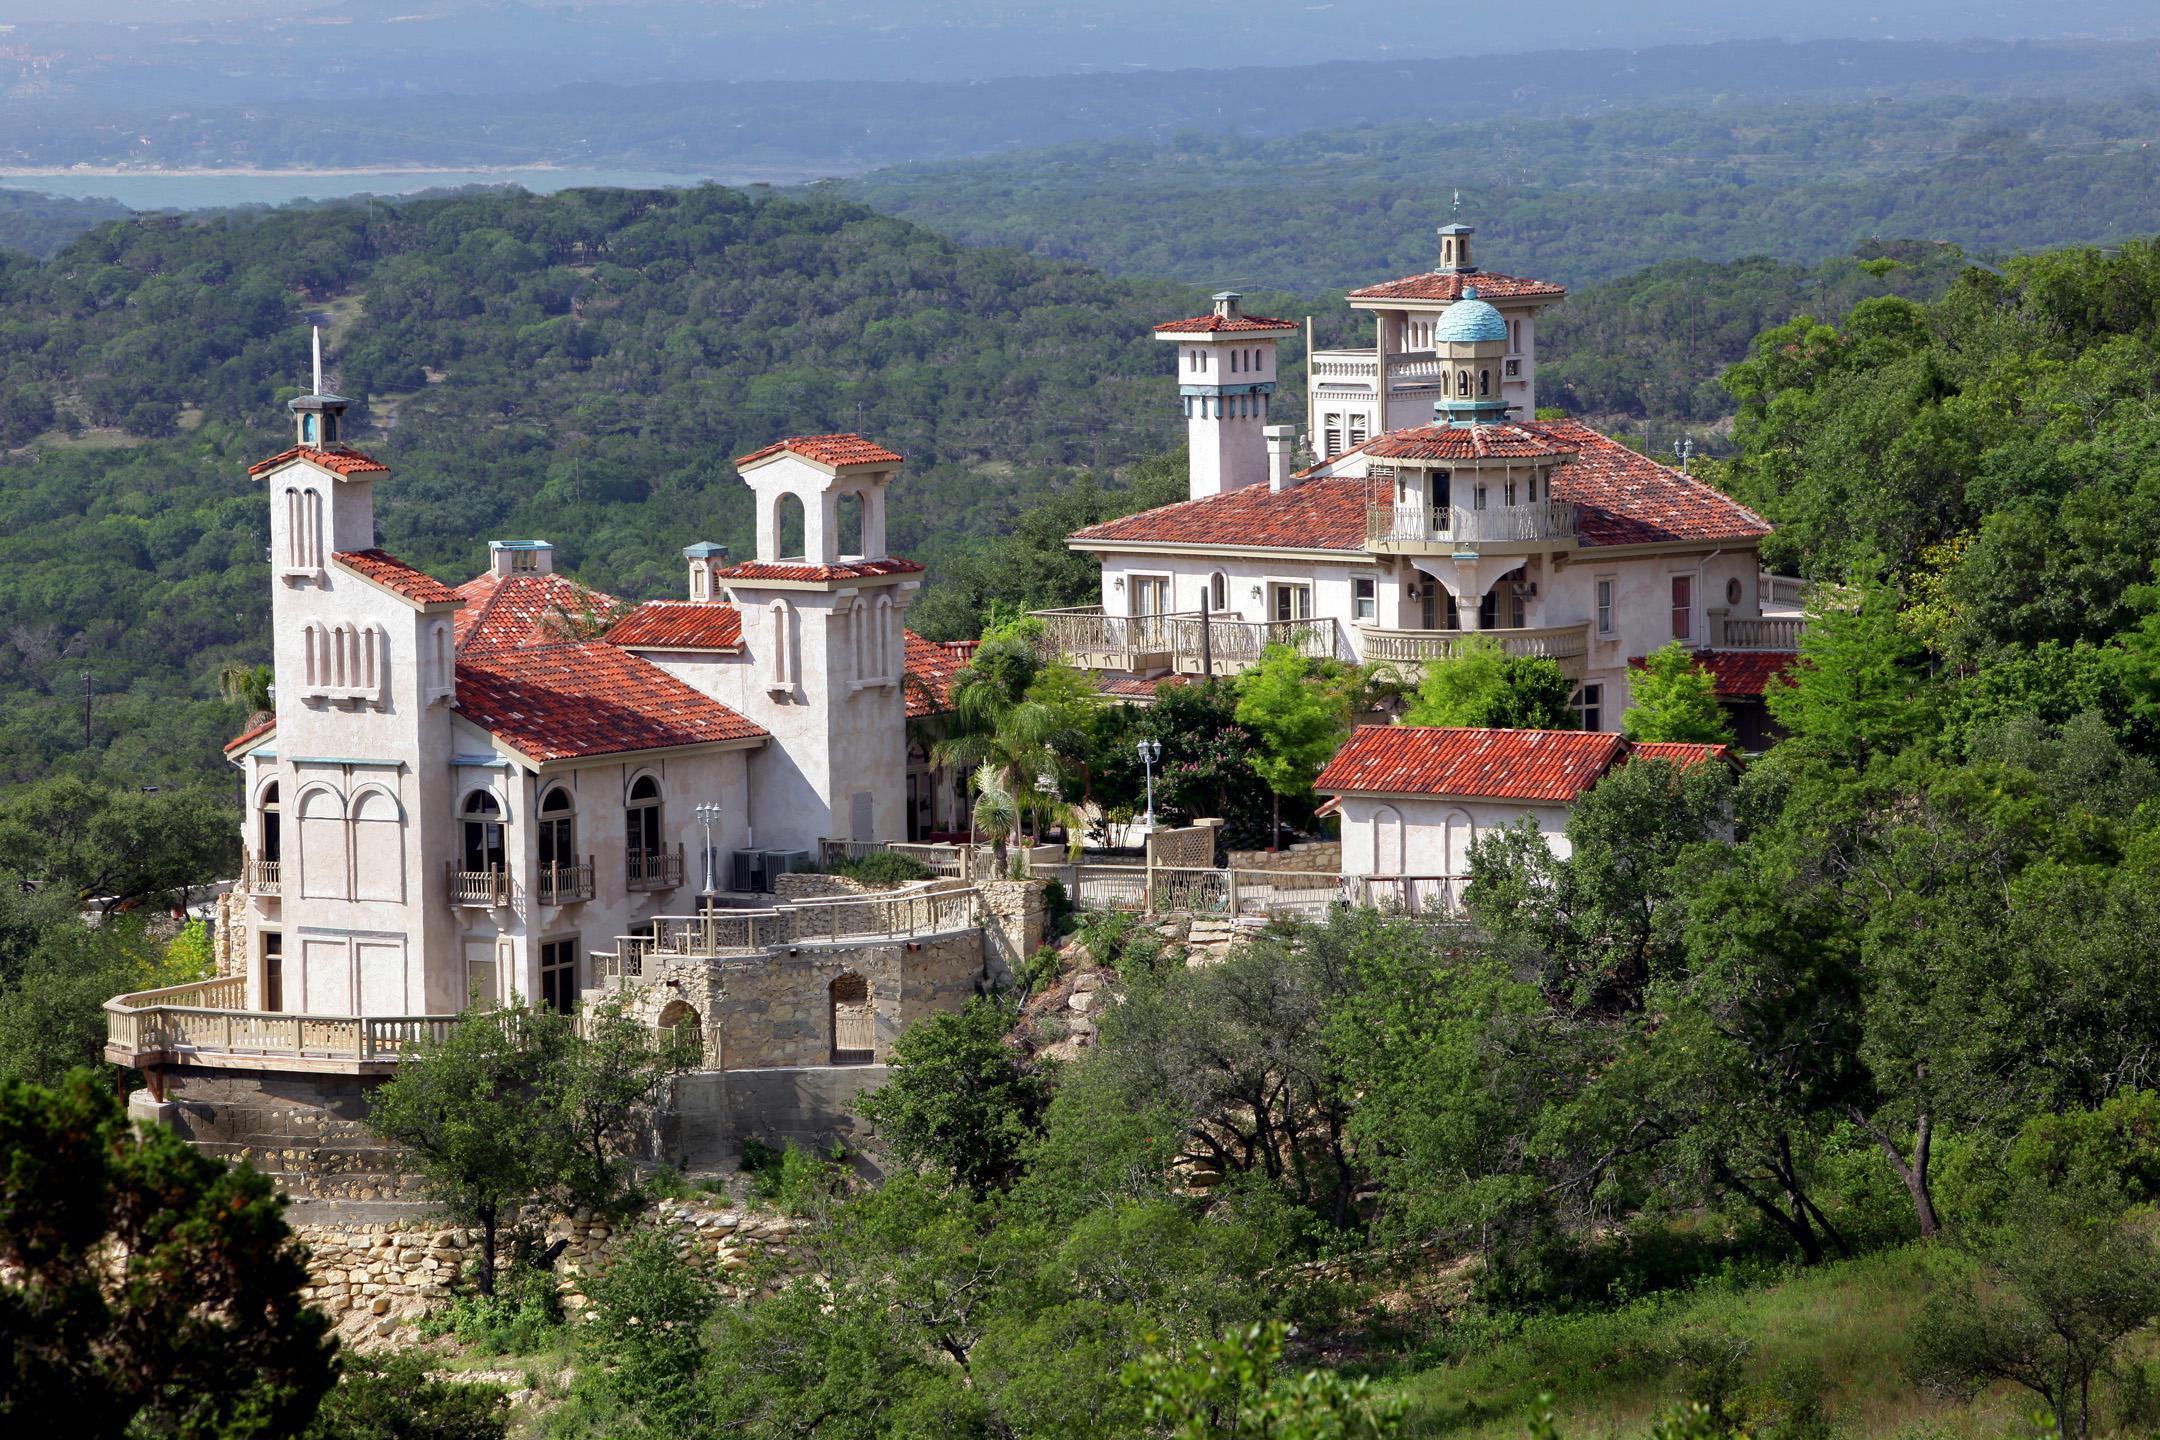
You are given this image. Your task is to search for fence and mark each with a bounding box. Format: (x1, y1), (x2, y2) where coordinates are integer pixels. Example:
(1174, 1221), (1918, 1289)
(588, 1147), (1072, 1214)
(105, 975), (460, 1066)
(1052, 865), (1468, 922)
(595, 886), (980, 980)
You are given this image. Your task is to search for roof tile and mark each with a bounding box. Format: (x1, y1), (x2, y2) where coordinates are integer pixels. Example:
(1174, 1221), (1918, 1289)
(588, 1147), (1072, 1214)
(1153, 312), (1299, 333)
(1636, 648), (1798, 701)
(1315, 725), (1630, 802)
(1632, 740), (1740, 769)
(454, 641), (766, 762)
(902, 631), (973, 718)
(247, 444), (389, 477)
(453, 572), (623, 654)
(1072, 422), (1769, 551)
(712, 558), (925, 583)
(1345, 270), (1567, 303)
(223, 716), (276, 754)
(733, 434), (903, 469)
(604, 601), (744, 652)
(334, 549), (463, 607)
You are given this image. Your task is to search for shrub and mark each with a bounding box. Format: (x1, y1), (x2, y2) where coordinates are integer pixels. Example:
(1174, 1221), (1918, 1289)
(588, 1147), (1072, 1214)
(422, 1252), (564, 1354)
(822, 851), (935, 887)
(742, 1140), (850, 1215)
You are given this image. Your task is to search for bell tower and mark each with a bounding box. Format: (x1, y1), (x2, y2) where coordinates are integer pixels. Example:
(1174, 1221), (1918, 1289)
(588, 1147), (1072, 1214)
(715, 435), (918, 853)
(1154, 292), (1301, 500)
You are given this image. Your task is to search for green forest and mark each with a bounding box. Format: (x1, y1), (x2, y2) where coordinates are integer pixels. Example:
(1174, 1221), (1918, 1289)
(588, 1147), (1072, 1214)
(835, 95), (2160, 291)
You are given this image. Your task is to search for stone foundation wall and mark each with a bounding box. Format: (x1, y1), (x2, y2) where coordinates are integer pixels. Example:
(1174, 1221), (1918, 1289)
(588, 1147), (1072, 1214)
(1227, 840), (1342, 873)
(770, 872), (874, 902)
(135, 1069), (420, 1202)
(659, 1064), (891, 1171)
(978, 879), (1046, 988)
(295, 1195), (815, 1346)
(708, 928), (982, 1069)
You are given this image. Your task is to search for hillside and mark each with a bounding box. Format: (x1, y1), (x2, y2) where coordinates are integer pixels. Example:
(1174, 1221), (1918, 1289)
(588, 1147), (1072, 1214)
(0, 186), (1232, 789)
(836, 95), (2160, 291)
(0, 188), (130, 261)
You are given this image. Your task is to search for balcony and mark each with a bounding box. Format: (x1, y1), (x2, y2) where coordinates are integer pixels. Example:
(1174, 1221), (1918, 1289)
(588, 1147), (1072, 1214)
(1307, 349), (1465, 395)
(537, 856), (596, 906)
(244, 856), (281, 897)
(105, 975), (458, 1074)
(626, 845), (686, 893)
(1031, 607), (1351, 678)
(595, 887), (981, 976)
(1359, 622), (1591, 679)
(1709, 613), (1806, 650)
(1366, 500), (1577, 556)
(446, 864), (513, 908)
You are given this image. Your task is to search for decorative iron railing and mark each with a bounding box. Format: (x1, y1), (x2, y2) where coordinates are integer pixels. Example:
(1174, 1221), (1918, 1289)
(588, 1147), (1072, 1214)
(1163, 616), (1350, 672)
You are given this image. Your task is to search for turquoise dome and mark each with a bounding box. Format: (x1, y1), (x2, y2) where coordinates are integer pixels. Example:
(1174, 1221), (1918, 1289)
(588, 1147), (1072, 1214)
(1433, 291), (1508, 344)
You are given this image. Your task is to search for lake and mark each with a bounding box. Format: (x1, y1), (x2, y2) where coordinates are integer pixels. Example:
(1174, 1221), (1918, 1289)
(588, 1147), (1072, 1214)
(0, 168), (727, 212)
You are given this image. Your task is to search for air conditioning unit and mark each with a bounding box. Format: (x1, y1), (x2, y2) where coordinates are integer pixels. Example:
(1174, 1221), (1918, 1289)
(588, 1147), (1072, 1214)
(764, 849), (812, 883)
(730, 850), (766, 894)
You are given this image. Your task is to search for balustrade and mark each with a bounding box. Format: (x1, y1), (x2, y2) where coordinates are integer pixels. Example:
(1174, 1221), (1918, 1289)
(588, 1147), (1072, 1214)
(1366, 499), (1577, 550)
(537, 857), (596, 906)
(626, 844), (685, 892)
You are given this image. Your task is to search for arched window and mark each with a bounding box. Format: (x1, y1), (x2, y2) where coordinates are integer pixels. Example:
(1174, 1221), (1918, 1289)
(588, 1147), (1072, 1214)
(461, 792), (504, 875)
(836, 491), (865, 560)
(875, 594), (896, 681)
(773, 492), (807, 562)
(302, 490), (323, 568)
(1209, 572), (1228, 611)
(1479, 369), (1491, 396)
(539, 787), (577, 872)
(847, 598), (866, 683)
(1443, 808), (1477, 880)
(284, 488), (304, 567)
(259, 782), (281, 865)
(626, 775), (662, 861)
(1456, 370), (1471, 398)
(830, 974), (873, 1064)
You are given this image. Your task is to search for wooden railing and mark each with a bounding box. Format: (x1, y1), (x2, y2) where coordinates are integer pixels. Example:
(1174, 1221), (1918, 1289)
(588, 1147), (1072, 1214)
(1359, 622), (1590, 673)
(105, 975), (459, 1066)
(246, 857), (281, 896)
(1713, 614), (1806, 650)
(594, 886), (981, 978)
(1366, 500), (1577, 549)
(537, 857), (596, 906)
(446, 864), (512, 908)
(626, 845), (686, 892)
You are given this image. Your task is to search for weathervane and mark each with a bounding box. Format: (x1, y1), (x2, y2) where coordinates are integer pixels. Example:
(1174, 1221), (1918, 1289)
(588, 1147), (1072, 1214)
(1450, 187), (1462, 219)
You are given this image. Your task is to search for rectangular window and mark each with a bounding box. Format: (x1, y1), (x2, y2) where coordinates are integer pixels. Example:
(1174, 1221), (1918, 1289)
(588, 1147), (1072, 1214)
(1505, 358), (1522, 378)
(510, 549), (539, 573)
(540, 939), (578, 1015)
(1671, 574), (1694, 641)
(1271, 584), (1312, 623)
(1129, 575), (1170, 618)
(1596, 578), (1615, 636)
(1353, 576), (1376, 622)
(1573, 684), (1604, 733)
(263, 932), (284, 1013)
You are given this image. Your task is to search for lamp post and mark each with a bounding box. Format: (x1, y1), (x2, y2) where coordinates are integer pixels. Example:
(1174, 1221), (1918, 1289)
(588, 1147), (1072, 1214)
(1136, 739), (1163, 837)
(695, 801), (723, 905)
(1672, 436), (1696, 474)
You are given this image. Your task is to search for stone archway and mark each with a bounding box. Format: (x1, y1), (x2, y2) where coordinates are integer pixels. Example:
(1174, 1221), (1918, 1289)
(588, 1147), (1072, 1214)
(829, 974), (874, 1065)
(656, 998), (704, 1067)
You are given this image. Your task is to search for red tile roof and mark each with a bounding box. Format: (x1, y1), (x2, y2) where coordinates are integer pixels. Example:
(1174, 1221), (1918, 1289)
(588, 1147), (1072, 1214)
(1639, 648), (1798, 701)
(1072, 423), (1768, 551)
(454, 641), (766, 762)
(903, 631), (973, 718)
(1539, 421), (1771, 548)
(1315, 725), (1630, 803)
(247, 444), (390, 478)
(1073, 476), (1374, 550)
(604, 601), (744, 652)
(711, 558), (925, 583)
(223, 717), (276, 754)
(1364, 422), (1573, 462)
(1346, 270), (1567, 303)
(1632, 741), (1740, 769)
(334, 549), (463, 607)
(1094, 672), (1193, 701)
(1153, 312), (1298, 334)
(453, 572), (623, 655)
(733, 434), (903, 469)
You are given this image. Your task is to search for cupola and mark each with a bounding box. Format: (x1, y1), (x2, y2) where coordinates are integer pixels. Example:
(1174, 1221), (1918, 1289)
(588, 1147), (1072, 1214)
(1432, 287), (1512, 427)
(287, 326), (350, 449)
(1436, 222), (1477, 275)
(683, 540), (728, 601)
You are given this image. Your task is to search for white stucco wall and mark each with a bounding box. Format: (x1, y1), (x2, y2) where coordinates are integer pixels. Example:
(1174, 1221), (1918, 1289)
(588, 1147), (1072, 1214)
(1335, 793), (1574, 880)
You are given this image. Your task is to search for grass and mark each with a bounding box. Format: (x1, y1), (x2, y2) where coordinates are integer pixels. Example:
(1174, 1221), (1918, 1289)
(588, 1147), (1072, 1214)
(1384, 1247), (2028, 1440)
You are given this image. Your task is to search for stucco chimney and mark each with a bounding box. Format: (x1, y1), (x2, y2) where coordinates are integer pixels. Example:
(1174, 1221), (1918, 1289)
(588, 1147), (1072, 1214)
(1265, 425), (1299, 492)
(488, 540), (553, 577)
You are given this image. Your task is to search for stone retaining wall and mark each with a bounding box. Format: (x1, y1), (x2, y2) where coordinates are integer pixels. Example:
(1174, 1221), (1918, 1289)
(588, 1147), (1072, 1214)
(1227, 840), (1341, 873)
(296, 1195), (815, 1347)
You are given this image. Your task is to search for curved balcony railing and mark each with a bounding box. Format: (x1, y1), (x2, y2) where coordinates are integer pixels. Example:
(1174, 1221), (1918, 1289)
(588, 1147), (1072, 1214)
(105, 975), (458, 1068)
(1366, 500), (1577, 551)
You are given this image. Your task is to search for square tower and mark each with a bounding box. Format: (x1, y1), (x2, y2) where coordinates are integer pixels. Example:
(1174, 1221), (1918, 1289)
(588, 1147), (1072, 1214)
(1153, 292), (1301, 500)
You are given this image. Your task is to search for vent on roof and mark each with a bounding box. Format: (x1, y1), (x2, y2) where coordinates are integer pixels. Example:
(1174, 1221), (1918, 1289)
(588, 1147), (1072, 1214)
(489, 540), (554, 578)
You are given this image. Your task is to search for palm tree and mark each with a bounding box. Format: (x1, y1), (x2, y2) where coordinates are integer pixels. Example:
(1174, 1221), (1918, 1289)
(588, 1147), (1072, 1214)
(217, 662), (274, 728)
(932, 632), (1090, 871)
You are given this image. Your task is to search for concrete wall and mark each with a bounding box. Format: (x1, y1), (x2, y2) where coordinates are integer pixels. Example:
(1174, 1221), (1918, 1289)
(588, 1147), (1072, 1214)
(1336, 793), (1572, 878)
(659, 1065), (891, 1172)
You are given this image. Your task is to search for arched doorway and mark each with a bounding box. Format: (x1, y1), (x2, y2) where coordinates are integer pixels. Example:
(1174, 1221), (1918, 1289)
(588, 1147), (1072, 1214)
(656, 999), (703, 1066)
(830, 974), (873, 1065)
